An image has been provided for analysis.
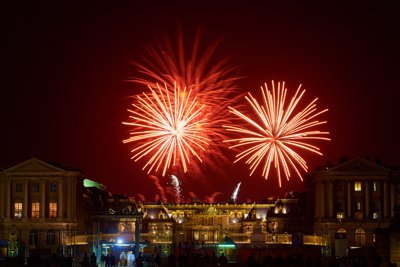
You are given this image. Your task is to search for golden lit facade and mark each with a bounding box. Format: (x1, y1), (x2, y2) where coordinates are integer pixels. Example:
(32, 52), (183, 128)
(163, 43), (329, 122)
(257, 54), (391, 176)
(0, 158), (90, 258)
(305, 157), (400, 260)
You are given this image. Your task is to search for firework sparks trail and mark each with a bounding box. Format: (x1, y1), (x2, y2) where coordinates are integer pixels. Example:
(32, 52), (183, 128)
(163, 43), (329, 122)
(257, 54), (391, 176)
(148, 175), (167, 202)
(123, 83), (210, 176)
(204, 192), (222, 203)
(224, 81), (330, 187)
(170, 175), (182, 203)
(137, 193), (146, 202)
(231, 182), (241, 202)
(188, 192), (198, 201)
(130, 28), (243, 178)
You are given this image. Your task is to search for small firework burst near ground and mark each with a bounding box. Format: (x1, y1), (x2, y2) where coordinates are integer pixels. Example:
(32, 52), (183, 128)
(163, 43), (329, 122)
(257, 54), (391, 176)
(231, 182), (241, 202)
(170, 175), (182, 202)
(224, 81), (330, 187)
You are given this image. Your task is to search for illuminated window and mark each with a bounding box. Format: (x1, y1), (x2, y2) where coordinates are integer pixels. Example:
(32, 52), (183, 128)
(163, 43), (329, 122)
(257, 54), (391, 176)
(354, 182), (362, 191)
(14, 202), (23, 218)
(15, 183), (22, 192)
(49, 202), (57, 218)
(32, 183), (40, 192)
(32, 202), (40, 218)
(46, 230), (56, 246)
(373, 182), (377, 192)
(356, 202), (361, 211)
(50, 183), (57, 192)
(336, 212), (344, 220)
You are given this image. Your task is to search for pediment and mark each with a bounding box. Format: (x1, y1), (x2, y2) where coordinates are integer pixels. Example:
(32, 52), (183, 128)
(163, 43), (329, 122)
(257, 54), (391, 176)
(3, 158), (66, 175)
(329, 157), (390, 174)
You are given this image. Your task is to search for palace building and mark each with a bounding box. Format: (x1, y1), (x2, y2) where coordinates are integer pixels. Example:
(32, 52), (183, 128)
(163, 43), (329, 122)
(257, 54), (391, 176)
(0, 158), (103, 260)
(1, 157), (399, 265)
(305, 157), (400, 263)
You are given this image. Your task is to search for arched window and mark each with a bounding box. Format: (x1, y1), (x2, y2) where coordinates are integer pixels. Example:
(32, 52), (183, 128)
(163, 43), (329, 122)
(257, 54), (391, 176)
(336, 228), (347, 239)
(29, 230), (39, 247)
(46, 230), (56, 246)
(355, 228), (366, 246)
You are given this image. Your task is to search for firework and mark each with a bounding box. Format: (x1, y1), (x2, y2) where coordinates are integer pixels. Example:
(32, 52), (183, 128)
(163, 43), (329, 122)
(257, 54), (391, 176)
(170, 175), (182, 202)
(224, 81), (330, 187)
(130, 28), (242, 178)
(122, 83), (210, 176)
(231, 182), (241, 202)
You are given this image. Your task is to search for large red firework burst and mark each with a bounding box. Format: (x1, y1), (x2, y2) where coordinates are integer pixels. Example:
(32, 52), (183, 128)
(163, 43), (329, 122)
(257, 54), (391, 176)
(224, 81), (330, 187)
(125, 28), (242, 178)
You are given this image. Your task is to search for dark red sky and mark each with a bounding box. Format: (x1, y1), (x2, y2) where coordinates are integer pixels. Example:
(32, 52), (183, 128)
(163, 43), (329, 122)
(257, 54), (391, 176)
(2, 2), (399, 202)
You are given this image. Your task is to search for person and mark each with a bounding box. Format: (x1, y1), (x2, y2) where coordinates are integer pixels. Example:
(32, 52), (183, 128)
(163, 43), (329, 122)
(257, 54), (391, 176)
(217, 253), (228, 266)
(136, 252), (144, 267)
(90, 252), (97, 266)
(120, 251), (127, 266)
(127, 251), (135, 267)
(154, 252), (161, 267)
(109, 253), (116, 267)
(101, 253), (106, 267)
(105, 253), (110, 267)
(82, 253), (90, 266)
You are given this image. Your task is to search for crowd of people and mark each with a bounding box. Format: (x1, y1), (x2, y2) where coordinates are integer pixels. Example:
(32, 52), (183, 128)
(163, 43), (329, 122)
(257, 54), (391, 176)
(23, 248), (388, 267)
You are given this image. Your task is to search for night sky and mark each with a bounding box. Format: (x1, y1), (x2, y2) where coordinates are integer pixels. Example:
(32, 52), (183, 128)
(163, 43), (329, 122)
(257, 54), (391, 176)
(2, 2), (399, 202)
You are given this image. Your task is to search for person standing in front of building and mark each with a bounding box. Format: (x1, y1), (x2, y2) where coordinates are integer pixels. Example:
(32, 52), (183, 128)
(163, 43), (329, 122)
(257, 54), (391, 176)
(120, 251), (127, 266)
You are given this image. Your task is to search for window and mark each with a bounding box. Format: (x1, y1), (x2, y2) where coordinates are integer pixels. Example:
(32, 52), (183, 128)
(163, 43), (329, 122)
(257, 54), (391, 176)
(46, 230), (56, 246)
(32, 183), (40, 192)
(356, 202), (361, 211)
(373, 182), (377, 192)
(29, 230), (39, 247)
(32, 202), (40, 218)
(355, 228), (366, 246)
(354, 182), (362, 191)
(14, 202), (23, 218)
(336, 212), (344, 220)
(50, 183), (57, 192)
(16, 183), (22, 192)
(49, 202), (57, 218)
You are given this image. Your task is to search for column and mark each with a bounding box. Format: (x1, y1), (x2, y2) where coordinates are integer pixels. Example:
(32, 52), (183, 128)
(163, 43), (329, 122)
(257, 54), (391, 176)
(72, 179), (77, 220)
(6, 180), (11, 219)
(320, 182), (325, 218)
(135, 219), (141, 256)
(365, 181), (370, 218)
(390, 183), (395, 218)
(328, 182), (334, 218)
(314, 184), (319, 219)
(67, 179), (72, 219)
(383, 182), (388, 218)
(23, 181), (28, 218)
(347, 182), (352, 218)
(41, 180), (46, 219)
(58, 181), (63, 219)
(0, 182), (4, 218)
